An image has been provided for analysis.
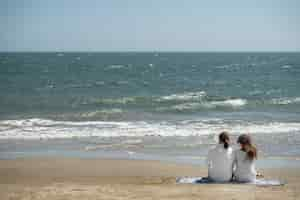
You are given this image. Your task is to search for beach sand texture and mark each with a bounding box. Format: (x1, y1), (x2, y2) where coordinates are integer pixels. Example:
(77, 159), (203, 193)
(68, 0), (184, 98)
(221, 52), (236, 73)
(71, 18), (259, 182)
(0, 158), (299, 200)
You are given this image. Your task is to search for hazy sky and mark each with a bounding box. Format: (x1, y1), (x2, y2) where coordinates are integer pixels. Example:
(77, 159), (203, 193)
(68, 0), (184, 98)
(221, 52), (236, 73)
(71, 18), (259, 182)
(1, 0), (299, 51)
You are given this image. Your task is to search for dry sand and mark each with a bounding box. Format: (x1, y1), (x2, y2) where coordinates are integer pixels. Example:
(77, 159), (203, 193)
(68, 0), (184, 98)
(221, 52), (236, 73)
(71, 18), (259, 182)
(0, 158), (299, 200)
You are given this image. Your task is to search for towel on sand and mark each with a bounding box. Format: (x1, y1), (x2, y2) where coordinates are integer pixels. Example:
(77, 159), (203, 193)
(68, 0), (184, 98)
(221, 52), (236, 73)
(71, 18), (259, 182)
(176, 177), (285, 186)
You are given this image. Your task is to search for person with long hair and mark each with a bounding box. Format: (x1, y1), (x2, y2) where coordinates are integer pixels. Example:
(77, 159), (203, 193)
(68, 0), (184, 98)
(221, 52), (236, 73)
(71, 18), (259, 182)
(207, 131), (234, 182)
(233, 134), (257, 182)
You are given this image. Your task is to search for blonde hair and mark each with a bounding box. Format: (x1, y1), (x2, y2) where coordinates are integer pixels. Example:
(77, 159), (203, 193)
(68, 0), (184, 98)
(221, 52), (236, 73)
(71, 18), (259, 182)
(237, 134), (257, 160)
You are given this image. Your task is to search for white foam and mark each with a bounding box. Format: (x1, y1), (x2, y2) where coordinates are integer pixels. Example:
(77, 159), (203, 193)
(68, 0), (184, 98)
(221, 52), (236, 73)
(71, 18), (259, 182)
(127, 151), (136, 155)
(121, 139), (143, 145)
(95, 81), (105, 86)
(249, 90), (263, 96)
(215, 65), (231, 69)
(0, 118), (300, 139)
(157, 91), (206, 102)
(281, 65), (292, 69)
(271, 97), (300, 105)
(91, 97), (135, 105)
(171, 103), (202, 111)
(105, 65), (126, 70)
(157, 99), (247, 111)
(208, 99), (247, 108)
(79, 109), (123, 118)
(215, 63), (240, 69)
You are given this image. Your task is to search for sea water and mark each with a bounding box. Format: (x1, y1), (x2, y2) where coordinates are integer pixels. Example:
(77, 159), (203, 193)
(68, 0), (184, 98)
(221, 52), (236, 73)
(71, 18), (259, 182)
(0, 52), (300, 167)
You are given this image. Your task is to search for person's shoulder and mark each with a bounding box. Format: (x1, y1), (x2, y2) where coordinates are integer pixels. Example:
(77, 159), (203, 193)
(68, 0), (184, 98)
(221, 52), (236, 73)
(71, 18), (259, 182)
(208, 144), (219, 154)
(234, 149), (247, 158)
(208, 144), (217, 151)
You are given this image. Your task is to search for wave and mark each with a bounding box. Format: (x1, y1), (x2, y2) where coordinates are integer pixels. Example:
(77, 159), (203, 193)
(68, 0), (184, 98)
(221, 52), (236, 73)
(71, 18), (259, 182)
(156, 99), (247, 112)
(270, 97), (300, 105)
(105, 65), (126, 70)
(79, 109), (124, 118)
(281, 65), (292, 69)
(214, 63), (240, 69)
(88, 92), (247, 111)
(205, 99), (247, 108)
(56, 79), (131, 91)
(1, 118), (300, 139)
(156, 103), (202, 112)
(43, 109), (125, 121)
(156, 91), (206, 102)
(89, 97), (138, 105)
(85, 92), (300, 113)
(90, 91), (208, 106)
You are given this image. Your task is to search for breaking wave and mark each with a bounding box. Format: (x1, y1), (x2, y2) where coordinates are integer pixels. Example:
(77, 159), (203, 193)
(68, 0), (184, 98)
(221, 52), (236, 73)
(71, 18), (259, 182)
(156, 99), (247, 112)
(88, 91), (247, 108)
(156, 91), (206, 102)
(270, 97), (300, 105)
(84, 92), (300, 113)
(1, 118), (300, 139)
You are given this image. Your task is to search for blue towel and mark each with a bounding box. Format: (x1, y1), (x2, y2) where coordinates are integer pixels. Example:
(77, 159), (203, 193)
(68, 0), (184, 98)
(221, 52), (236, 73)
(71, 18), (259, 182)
(176, 177), (285, 186)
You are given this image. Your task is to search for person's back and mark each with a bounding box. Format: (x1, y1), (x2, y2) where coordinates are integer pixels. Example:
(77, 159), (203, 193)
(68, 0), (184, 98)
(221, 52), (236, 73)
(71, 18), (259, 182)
(233, 134), (257, 182)
(207, 144), (234, 182)
(207, 132), (234, 182)
(233, 149), (256, 182)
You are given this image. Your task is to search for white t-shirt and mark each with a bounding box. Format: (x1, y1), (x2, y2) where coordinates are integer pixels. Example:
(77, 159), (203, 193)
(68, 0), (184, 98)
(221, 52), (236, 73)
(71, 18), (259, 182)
(207, 144), (234, 182)
(233, 149), (257, 182)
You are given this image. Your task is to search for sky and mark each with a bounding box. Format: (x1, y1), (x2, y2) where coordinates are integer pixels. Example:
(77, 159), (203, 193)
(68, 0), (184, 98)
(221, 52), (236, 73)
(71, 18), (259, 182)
(0, 0), (299, 52)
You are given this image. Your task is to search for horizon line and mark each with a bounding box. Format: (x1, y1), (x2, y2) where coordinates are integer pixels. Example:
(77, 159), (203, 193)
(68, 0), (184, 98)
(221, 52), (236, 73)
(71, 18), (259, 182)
(1, 50), (300, 53)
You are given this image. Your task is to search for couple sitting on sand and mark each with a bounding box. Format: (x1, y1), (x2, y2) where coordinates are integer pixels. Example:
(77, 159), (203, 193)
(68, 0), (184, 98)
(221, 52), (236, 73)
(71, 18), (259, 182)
(207, 132), (260, 183)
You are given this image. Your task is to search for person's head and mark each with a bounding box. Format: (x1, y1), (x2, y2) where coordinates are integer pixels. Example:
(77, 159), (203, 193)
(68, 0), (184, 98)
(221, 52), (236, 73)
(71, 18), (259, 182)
(219, 131), (230, 149)
(237, 134), (257, 160)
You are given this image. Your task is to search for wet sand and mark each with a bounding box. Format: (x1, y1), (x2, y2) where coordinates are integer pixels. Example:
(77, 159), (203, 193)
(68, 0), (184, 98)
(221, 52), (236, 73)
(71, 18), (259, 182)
(0, 158), (299, 200)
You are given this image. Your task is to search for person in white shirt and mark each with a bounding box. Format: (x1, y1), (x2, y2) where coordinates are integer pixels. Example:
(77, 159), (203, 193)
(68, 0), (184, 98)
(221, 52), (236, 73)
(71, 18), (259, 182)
(207, 132), (234, 182)
(233, 134), (257, 182)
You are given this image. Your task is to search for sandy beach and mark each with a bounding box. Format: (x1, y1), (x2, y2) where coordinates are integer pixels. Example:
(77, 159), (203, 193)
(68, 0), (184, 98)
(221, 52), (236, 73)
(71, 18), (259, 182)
(0, 158), (299, 200)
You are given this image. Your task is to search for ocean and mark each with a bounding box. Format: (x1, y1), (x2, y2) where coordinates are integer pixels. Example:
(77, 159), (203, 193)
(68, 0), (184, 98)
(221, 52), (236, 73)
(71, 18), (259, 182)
(1, 52), (300, 167)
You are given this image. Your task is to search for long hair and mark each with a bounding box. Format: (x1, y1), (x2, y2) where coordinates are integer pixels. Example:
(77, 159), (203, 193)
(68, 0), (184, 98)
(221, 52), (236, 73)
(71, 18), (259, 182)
(219, 131), (230, 149)
(237, 134), (257, 160)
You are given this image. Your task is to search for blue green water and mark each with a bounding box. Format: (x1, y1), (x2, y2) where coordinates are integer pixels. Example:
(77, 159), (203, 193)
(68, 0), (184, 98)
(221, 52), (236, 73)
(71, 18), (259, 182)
(1, 52), (300, 120)
(0, 52), (300, 166)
